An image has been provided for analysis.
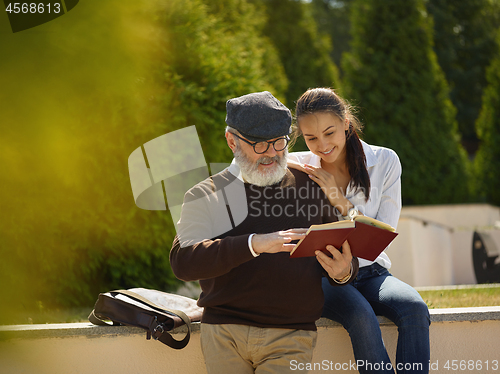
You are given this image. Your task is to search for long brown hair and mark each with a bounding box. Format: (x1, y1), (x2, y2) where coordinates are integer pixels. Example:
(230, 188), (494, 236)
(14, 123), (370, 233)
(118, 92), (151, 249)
(294, 88), (370, 201)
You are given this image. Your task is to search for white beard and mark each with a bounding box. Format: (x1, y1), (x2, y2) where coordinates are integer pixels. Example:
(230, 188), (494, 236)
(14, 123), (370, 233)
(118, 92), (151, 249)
(233, 145), (288, 187)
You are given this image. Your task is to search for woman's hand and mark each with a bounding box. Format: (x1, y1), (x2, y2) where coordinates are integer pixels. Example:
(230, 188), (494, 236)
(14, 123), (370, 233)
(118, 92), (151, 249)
(287, 159), (308, 173)
(303, 164), (342, 207)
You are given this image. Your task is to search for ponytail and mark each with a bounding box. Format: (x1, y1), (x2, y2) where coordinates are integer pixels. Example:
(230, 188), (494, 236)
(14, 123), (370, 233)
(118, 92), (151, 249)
(345, 124), (370, 201)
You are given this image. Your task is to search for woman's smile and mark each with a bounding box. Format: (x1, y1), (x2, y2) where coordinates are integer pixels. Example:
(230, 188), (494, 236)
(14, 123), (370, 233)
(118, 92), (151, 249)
(319, 147), (335, 155)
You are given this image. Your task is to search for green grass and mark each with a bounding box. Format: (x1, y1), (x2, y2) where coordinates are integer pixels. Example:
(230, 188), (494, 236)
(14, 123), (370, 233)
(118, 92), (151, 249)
(417, 284), (500, 309)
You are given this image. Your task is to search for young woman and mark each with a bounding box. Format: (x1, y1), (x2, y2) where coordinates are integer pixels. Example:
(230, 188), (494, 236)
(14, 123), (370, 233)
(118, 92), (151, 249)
(288, 88), (430, 374)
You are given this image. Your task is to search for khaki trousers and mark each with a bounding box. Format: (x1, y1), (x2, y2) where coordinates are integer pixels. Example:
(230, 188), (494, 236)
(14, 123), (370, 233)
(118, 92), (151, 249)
(200, 323), (317, 374)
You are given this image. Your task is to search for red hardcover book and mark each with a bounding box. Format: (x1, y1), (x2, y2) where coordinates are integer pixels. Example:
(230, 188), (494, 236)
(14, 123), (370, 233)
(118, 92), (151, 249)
(290, 216), (398, 261)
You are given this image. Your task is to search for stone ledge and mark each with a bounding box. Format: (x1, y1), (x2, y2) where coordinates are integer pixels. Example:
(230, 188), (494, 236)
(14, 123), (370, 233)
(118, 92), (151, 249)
(428, 306), (500, 322)
(1, 306), (499, 341)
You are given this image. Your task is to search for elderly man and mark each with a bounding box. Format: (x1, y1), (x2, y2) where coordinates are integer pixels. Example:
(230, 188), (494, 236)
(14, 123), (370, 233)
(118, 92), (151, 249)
(170, 91), (359, 374)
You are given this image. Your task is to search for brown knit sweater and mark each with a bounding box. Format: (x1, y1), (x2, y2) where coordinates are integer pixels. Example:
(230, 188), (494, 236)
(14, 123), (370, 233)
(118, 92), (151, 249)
(170, 168), (358, 331)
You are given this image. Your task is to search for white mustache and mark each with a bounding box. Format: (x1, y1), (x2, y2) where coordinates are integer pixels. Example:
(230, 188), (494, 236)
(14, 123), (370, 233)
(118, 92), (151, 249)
(257, 156), (280, 165)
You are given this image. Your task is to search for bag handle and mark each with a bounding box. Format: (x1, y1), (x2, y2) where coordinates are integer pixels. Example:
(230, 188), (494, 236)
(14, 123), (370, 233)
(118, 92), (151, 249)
(111, 290), (191, 350)
(89, 309), (116, 326)
(90, 289), (192, 349)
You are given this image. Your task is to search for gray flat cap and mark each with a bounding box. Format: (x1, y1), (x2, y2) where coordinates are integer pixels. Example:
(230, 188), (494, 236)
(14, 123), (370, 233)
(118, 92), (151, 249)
(225, 91), (292, 142)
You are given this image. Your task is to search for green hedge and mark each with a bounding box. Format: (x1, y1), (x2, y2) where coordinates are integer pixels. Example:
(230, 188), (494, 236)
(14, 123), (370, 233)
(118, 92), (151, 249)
(426, 0), (500, 151)
(474, 31), (500, 205)
(342, 0), (471, 205)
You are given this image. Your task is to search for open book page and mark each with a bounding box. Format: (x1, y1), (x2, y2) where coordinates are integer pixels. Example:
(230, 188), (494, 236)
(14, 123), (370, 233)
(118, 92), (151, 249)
(354, 215), (396, 232)
(306, 219), (355, 233)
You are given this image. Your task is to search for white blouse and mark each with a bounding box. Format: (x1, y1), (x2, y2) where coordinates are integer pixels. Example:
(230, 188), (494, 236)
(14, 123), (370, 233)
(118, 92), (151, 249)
(288, 140), (402, 269)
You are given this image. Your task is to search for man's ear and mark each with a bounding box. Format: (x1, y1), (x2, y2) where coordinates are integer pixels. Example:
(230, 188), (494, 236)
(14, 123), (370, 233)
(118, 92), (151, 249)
(226, 132), (237, 153)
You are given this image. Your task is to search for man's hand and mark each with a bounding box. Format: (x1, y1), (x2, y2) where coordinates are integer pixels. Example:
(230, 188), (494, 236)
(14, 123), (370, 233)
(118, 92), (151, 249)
(252, 229), (308, 254)
(316, 240), (353, 280)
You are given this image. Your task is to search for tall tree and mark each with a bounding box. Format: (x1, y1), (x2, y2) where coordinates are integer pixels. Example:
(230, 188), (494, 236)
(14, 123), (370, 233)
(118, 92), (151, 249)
(309, 0), (355, 77)
(343, 0), (470, 205)
(250, 0), (341, 107)
(474, 31), (500, 205)
(426, 0), (500, 155)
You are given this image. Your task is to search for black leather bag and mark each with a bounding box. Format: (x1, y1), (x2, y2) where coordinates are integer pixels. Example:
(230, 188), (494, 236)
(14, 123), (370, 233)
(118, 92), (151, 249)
(89, 288), (203, 349)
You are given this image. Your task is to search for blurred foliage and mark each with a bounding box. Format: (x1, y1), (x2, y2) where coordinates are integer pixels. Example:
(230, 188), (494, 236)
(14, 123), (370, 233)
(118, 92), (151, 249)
(474, 30), (500, 206)
(0, 0), (179, 321)
(343, 0), (471, 205)
(425, 0), (500, 154)
(0, 0), (286, 323)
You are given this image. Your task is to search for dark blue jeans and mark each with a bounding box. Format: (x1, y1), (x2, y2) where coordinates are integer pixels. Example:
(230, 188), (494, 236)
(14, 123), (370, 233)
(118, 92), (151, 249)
(322, 264), (430, 374)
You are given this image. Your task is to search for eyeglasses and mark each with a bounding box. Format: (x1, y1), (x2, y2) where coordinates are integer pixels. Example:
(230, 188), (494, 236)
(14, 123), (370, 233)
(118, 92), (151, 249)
(231, 133), (289, 154)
